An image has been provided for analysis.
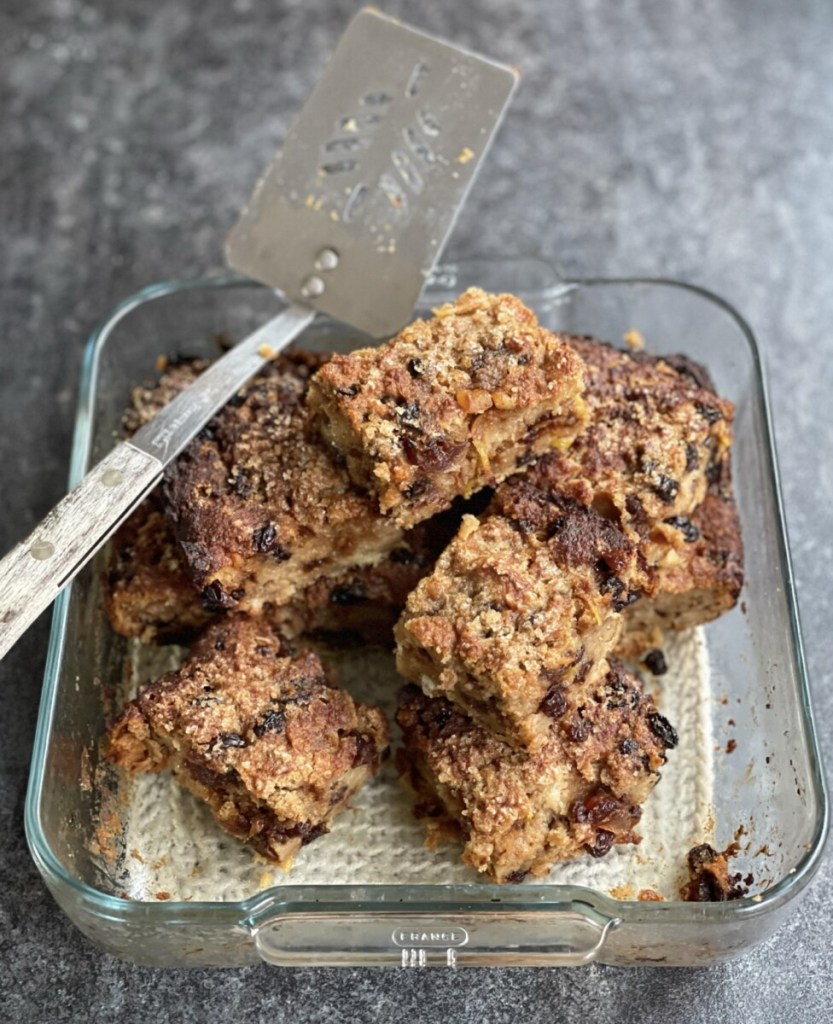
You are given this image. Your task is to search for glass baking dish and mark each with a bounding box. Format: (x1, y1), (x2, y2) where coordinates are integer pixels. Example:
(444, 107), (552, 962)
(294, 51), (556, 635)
(25, 259), (827, 968)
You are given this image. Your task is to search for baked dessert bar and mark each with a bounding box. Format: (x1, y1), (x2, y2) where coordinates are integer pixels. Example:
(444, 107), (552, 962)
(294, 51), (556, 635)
(107, 616), (390, 866)
(395, 477), (642, 750)
(617, 488), (744, 658)
(104, 488), (212, 645)
(307, 288), (587, 528)
(548, 336), (734, 538)
(124, 350), (405, 615)
(104, 485), (469, 649)
(396, 659), (676, 883)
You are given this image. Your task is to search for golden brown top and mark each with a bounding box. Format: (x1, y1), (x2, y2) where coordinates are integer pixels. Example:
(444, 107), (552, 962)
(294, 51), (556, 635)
(397, 511), (628, 724)
(308, 288), (587, 516)
(549, 336), (734, 530)
(397, 656), (673, 842)
(108, 616), (390, 802)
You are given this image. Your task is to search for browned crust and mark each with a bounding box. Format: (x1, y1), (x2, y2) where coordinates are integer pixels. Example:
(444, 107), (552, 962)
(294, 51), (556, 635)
(308, 288), (587, 527)
(103, 488), (212, 645)
(107, 616), (390, 866)
(103, 483), (471, 650)
(548, 335), (734, 535)
(125, 350), (404, 614)
(395, 660), (675, 883)
(394, 502), (635, 751)
(617, 488), (745, 657)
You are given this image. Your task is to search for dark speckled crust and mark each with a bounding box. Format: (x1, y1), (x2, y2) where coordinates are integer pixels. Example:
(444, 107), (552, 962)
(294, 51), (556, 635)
(125, 350), (404, 615)
(551, 336), (734, 534)
(107, 616), (390, 866)
(308, 288), (587, 528)
(617, 488), (745, 657)
(396, 658), (672, 882)
(103, 476), (467, 649)
(395, 503), (637, 751)
(3, 0), (831, 1008)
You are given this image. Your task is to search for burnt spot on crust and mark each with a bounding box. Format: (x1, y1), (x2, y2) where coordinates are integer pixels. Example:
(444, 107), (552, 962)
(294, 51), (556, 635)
(201, 580), (244, 612)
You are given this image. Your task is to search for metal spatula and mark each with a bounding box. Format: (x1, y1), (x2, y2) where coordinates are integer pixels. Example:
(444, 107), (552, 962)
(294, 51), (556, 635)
(0, 7), (517, 660)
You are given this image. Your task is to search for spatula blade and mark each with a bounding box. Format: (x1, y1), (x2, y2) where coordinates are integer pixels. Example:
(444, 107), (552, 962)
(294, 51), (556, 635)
(226, 7), (518, 337)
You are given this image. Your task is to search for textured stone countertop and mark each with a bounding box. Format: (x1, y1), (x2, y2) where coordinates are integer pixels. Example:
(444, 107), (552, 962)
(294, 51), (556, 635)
(1, 0), (831, 1020)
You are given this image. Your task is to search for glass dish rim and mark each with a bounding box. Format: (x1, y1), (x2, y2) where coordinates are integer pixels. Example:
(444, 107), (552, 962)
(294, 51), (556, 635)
(24, 267), (829, 930)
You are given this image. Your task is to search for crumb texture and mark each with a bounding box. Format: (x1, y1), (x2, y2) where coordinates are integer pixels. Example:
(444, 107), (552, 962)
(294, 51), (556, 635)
(107, 616), (389, 866)
(308, 288), (587, 527)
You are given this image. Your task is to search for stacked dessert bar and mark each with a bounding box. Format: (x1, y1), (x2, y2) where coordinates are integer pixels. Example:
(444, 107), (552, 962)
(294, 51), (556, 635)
(107, 288), (743, 881)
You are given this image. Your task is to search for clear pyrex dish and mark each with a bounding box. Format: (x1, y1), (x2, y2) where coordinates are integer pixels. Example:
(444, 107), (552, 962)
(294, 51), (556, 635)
(25, 258), (827, 967)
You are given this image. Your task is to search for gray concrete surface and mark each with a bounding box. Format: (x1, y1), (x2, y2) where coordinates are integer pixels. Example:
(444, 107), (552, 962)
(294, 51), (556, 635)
(1, 0), (831, 1020)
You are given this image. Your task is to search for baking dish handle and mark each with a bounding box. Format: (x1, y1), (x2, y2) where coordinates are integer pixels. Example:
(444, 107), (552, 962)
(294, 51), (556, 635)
(252, 906), (618, 968)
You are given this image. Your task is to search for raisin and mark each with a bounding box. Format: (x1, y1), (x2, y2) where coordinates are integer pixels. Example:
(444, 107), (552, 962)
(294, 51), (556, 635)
(587, 828), (616, 858)
(696, 402), (723, 424)
(406, 357), (424, 378)
(516, 354), (531, 365)
(213, 638), (225, 651)
(647, 711), (678, 748)
(619, 738), (640, 755)
(652, 474), (679, 504)
(432, 705), (454, 731)
(401, 432), (465, 471)
(330, 582), (367, 605)
(643, 649), (668, 675)
(706, 459), (723, 486)
(625, 494), (645, 519)
(505, 868), (529, 884)
(403, 477), (430, 499)
(252, 522), (278, 553)
(352, 733), (378, 766)
(227, 393), (246, 408)
(335, 384), (360, 397)
(232, 471), (252, 498)
(397, 401), (421, 427)
(272, 545), (291, 562)
(202, 580), (239, 611)
(545, 515), (566, 537)
(663, 516), (700, 543)
(685, 442), (700, 472)
(297, 821), (329, 845)
(571, 790), (625, 825)
(253, 710), (286, 737)
(599, 574), (630, 612)
(568, 715), (592, 742)
(539, 681), (568, 719)
(219, 732), (246, 748)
